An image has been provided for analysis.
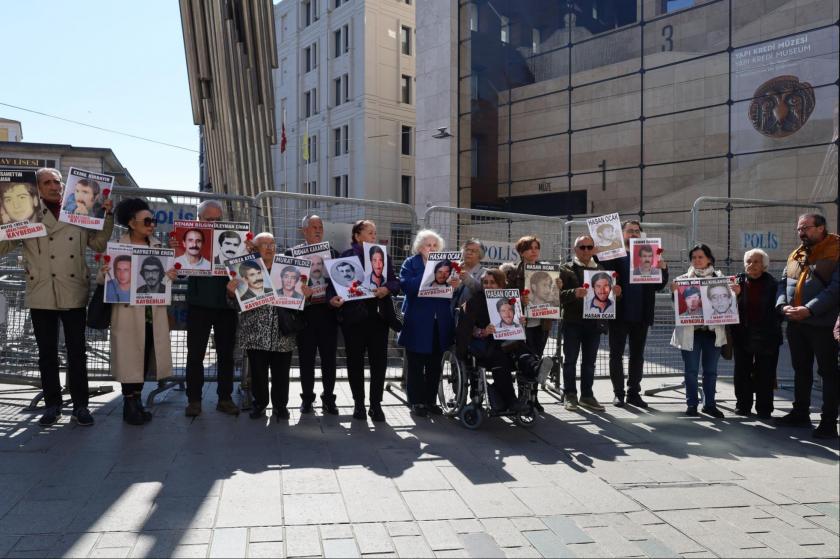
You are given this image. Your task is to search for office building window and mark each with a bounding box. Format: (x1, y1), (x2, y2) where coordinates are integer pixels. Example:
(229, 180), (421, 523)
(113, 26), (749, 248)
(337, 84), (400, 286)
(334, 29), (341, 57)
(333, 25), (350, 57)
(333, 125), (349, 155)
(304, 88), (317, 117)
(343, 73), (350, 102)
(468, 2), (478, 32)
(343, 24), (350, 52)
(401, 26), (411, 55)
(401, 175), (412, 204)
(500, 15), (509, 43)
(304, 42), (317, 72)
(306, 181), (317, 196)
(401, 75), (411, 104)
(401, 125), (412, 155)
(333, 127), (342, 156)
(308, 134), (318, 162)
(334, 175), (349, 197)
(532, 28), (540, 54)
(302, 0), (318, 27)
(342, 124), (350, 153)
(334, 77), (342, 106)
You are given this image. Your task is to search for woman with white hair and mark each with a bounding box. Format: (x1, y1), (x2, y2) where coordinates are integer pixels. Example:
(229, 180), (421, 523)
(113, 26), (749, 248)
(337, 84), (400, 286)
(398, 229), (461, 416)
(732, 248), (782, 418)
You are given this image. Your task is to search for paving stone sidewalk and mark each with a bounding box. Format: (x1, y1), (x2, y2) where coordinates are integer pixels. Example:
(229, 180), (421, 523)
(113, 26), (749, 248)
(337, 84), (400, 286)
(0, 377), (837, 558)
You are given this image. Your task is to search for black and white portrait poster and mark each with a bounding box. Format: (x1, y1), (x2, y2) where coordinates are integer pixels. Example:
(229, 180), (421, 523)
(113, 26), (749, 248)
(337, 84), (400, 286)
(701, 277), (740, 326)
(673, 279), (705, 326)
(325, 255), (373, 301)
(0, 168), (46, 241)
(172, 220), (214, 276)
(586, 213), (625, 261)
(582, 270), (617, 320)
(629, 238), (663, 284)
(524, 263), (561, 319)
(129, 247), (174, 306)
(290, 241), (331, 304)
(227, 253), (275, 312)
(103, 242), (134, 304)
(212, 221), (250, 276)
(59, 167), (113, 230)
(362, 242), (389, 291)
(485, 288), (526, 341)
(270, 255), (310, 311)
(418, 251), (460, 298)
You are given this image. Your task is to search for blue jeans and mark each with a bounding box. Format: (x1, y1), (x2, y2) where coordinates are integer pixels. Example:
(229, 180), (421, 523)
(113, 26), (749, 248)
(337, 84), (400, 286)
(562, 321), (601, 397)
(681, 330), (720, 407)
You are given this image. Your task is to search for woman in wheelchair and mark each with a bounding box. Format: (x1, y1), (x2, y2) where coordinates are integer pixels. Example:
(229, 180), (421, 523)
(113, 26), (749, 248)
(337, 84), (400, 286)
(455, 269), (553, 413)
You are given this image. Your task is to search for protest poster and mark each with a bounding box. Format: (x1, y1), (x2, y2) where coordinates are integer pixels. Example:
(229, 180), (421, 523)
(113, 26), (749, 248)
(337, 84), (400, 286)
(586, 213), (625, 261)
(290, 241), (332, 304)
(418, 251), (461, 298)
(103, 242), (134, 303)
(524, 263), (561, 319)
(582, 269), (617, 320)
(59, 167), (113, 230)
(0, 168), (47, 241)
(227, 253), (276, 312)
(129, 247), (174, 306)
(485, 288), (526, 341)
(212, 221), (250, 275)
(362, 242), (389, 291)
(673, 279), (705, 326)
(270, 255), (310, 311)
(172, 220), (213, 276)
(629, 238), (663, 284)
(325, 255), (373, 301)
(701, 277), (740, 326)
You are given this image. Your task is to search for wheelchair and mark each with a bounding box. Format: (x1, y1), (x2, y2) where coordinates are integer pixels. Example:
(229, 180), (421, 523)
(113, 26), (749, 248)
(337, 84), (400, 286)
(437, 348), (551, 430)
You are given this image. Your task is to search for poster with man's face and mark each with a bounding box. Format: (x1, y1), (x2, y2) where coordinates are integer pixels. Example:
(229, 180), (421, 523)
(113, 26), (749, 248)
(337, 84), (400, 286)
(485, 288), (526, 340)
(325, 256), (373, 301)
(586, 213), (626, 261)
(363, 242), (389, 291)
(582, 270), (616, 319)
(270, 255), (310, 311)
(701, 278), (740, 325)
(525, 263), (561, 319)
(418, 251), (461, 298)
(227, 253), (276, 312)
(290, 241), (332, 304)
(212, 221), (250, 275)
(59, 167), (113, 230)
(674, 279), (705, 326)
(0, 168), (47, 241)
(129, 247), (174, 306)
(629, 238), (663, 284)
(173, 220), (213, 275)
(103, 242), (134, 303)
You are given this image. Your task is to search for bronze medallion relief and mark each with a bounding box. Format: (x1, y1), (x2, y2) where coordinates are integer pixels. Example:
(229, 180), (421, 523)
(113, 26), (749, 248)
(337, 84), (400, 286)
(748, 75), (816, 138)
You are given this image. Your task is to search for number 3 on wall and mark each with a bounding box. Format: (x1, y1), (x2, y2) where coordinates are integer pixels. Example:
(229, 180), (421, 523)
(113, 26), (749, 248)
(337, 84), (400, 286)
(662, 24), (674, 52)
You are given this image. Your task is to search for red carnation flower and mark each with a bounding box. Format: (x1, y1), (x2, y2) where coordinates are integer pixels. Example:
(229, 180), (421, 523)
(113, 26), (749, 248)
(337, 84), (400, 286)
(522, 289), (530, 296)
(300, 274), (308, 283)
(656, 247), (664, 255)
(104, 255), (111, 263)
(174, 262), (182, 270)
(508, 298), (517, 305)
(246, 232), (254, 240)
(102, 188), (111, 198)
(229, 271), (237, 278)
(169, 231), (177, 238)
(94, 253), (101, 262)
(583, 283), (590, 289)
(611, 272), (618, 279)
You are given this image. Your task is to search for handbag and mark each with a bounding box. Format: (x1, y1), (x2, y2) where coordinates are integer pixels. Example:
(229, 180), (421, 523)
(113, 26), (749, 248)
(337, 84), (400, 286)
(87, 284), (112, 329)
(277, 307), (306, 336)
(379, 295), (404, 333)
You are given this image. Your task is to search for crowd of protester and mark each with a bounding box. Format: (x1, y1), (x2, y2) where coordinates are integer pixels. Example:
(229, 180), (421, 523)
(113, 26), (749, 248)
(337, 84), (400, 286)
(1, 168), (837, 439)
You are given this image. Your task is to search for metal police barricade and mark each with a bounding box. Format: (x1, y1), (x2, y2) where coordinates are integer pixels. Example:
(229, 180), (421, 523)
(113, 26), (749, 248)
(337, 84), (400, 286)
(253, 190), (419, 382)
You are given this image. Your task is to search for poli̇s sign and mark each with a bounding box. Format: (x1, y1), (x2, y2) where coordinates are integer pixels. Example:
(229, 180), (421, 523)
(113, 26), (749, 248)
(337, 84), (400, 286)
(148, 203), (197, 237)
(740, 230), (780, 253)
(480, 240), (518, 264)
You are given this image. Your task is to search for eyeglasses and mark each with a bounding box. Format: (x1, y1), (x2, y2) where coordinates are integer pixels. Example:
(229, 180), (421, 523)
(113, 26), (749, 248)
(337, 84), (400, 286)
(796, 225), (818, 233)
(576, 245), (594, 250)
(138, 217), (157, 227)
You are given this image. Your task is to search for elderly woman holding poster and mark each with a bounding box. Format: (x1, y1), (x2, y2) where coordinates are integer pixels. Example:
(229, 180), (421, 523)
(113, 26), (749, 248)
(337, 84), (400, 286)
(398, 229), (460, 417)
(99, 198), (176, 426)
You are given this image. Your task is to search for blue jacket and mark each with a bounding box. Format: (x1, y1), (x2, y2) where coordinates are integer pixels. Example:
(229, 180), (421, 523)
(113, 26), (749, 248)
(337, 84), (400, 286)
(397, 253), (455, 354)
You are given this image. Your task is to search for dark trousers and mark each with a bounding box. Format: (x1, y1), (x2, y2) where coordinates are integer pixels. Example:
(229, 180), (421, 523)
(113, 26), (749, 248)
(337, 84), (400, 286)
(342, 315), (389, 407)
(30, 308), (88, 410)
(787, 322), (839, 423)
(121, 382), (144, 396)
(562, 321), (601, 397)
(405, 325), (442, 407)
(733, 345), (778, 415)
(248, 350), (292, 411)
(297, 304), (338, 403)
(525, 325), (548, 356)
(185, 306), (238, 403)
(608, 321), (649, 397)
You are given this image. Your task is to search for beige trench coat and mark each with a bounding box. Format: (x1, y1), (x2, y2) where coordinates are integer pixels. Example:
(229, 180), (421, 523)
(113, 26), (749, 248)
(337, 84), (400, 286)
(0, 206), (113, 310)
(99, 234), (173, 383)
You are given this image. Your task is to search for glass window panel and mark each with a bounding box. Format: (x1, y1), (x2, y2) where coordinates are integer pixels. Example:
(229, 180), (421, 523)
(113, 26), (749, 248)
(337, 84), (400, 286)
(529, 45), (571, 86)
(644, 104), (728, 165)
(572, 74), (641, 129)
(571, 25), (642, 86)
(571, 121), (641, 173)
(643, 53), (728, 117)
(506, 90), (569, 143)
(643, 0), (728, 67)
(733, 0), (840, 47)
(571, 167), (640, 217)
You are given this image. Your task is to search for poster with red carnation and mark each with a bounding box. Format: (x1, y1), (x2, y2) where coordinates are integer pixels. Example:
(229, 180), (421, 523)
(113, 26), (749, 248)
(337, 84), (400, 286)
(58, 167), (113, 230)
(485, 288), (526, 340)
(629, 238), (663, 284)
(418, 251), (461, 298)
(324, 255), (374, 301)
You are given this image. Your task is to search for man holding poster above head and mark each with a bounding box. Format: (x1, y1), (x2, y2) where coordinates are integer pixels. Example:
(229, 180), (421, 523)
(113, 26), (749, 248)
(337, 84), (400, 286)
(59, 168), (113, 230)
(600, 221), (668, 408)
(0, 167), (113, 427)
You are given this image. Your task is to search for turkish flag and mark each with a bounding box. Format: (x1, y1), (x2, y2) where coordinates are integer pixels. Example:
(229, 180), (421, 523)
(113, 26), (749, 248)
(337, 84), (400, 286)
(280, 122), (287, 153)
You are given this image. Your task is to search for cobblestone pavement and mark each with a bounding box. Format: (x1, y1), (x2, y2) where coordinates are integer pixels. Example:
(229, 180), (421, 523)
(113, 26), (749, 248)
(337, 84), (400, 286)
(0, 376), (837, 558)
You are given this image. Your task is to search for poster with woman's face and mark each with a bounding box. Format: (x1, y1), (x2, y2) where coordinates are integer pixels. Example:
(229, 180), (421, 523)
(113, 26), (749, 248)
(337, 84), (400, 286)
(485, 288), (526, 340)
(418, 251), (461, 298)
(0, 168), (47, 241)
(363, 242), (388, 291)
(629, 238), (663, 284)
(270, 255), (310, 311)
(582, 270), (616, 320)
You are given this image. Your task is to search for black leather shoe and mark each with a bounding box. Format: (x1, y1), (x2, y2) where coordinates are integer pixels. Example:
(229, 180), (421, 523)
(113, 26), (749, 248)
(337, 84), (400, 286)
(38, 406), (61, 427)
(734, 407), (751, 417)
(626, 394), (649, 408)
(411, 405), (428, 417)
(123, 397), (145, 426)
(249, 407), (266, 420)
(274, 408), (290, 421)
(685, 406), (699, 417)
(321, 395), (339, 415)
(613, 395), (625, 408)
(300, 401), (314, 414)
(775, 412), (812, 428)
(134, 392), (152, 423)
(702, 406), (724, 419)
(369, 405), (386, 423)
(352, 404), (366, 420)
(813, 421), (839, 440)
(71, 407), (94, 427)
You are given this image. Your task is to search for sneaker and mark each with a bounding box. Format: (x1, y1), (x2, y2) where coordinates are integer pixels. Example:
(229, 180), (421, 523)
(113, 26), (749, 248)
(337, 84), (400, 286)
(579, 396), (605, 412)
(368, 405), (386, 423)
(38, 406), (61, 426)
(352, 404), (366, 420)
(536, 356), (553, 384)
(564, 394), (579, 411)
(702, 406), (724, 419)
(411, 404), (428, 417)
(613, 395), (625, 408)
(626, 394), (649, 409)
(812, 421), (839, 440)
(775, 412), (812, 428)
(685, 406), (699, 417)
(71, 407), (94, 427)
(216, 400), (240, 416)
(185, 401), (202, 417)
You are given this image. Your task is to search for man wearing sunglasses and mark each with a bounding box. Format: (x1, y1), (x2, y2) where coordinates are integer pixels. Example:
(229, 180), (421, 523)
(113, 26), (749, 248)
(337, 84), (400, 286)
(0, 167), (114, 428)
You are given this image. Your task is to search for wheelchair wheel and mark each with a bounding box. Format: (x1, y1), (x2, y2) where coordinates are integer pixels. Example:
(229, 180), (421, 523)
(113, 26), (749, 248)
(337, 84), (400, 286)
(459, 404), (484, 429)
(439, 351), (466, 418)
(513, 404), (538, 428)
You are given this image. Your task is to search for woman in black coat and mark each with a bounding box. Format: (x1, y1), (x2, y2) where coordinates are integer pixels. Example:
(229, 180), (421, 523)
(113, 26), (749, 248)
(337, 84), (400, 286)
(732, 248), (782, 418)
